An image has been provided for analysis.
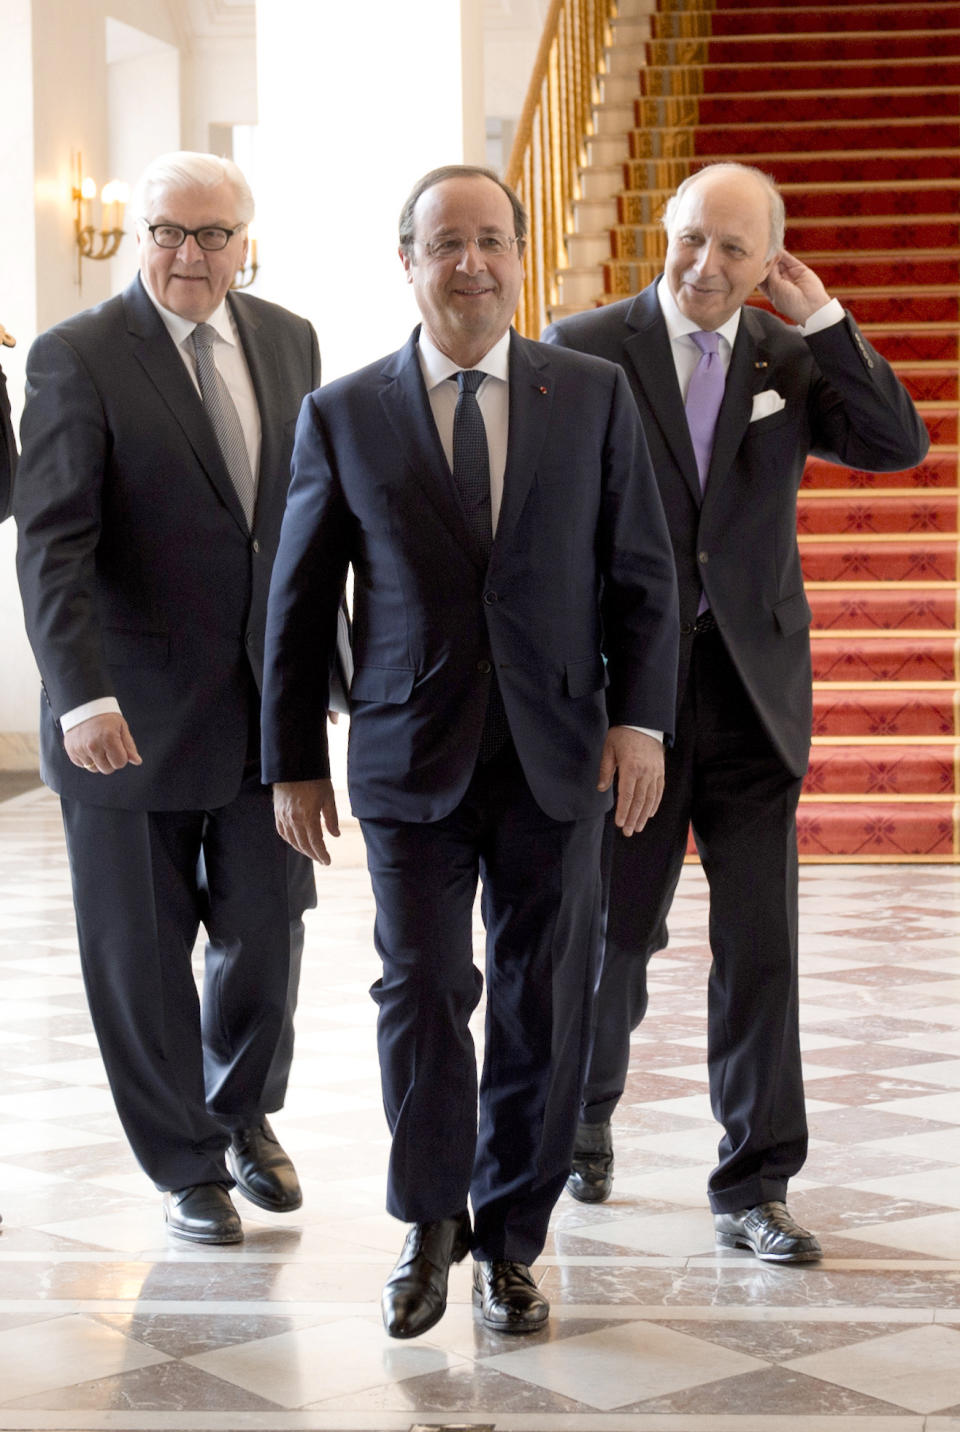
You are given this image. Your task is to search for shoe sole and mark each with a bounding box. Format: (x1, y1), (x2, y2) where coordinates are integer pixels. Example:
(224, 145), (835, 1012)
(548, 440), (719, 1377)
(226, 1152), (303, 1213)
(715, 1233), (821, 1262)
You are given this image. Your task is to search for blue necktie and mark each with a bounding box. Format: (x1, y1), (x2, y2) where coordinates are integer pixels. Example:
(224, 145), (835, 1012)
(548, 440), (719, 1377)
(452, 369), (493, 556)
(685, 329), (724, 493)
(452, 370), (507, 760)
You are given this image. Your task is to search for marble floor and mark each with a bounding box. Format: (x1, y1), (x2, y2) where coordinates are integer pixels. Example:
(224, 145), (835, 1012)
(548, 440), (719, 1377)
(0, 783), (959, 1432)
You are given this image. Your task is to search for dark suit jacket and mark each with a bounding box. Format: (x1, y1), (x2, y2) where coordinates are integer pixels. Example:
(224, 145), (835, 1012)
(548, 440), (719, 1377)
(544, 281), (929, 776)
(0, 358), (16, 522)
(15, 274), (321, 810)
(261, 326), (679, 825)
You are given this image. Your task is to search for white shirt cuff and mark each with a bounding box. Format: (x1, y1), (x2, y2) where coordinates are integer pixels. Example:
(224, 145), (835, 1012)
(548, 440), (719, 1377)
(798, 298), (844, 336)
(622, 726), (663, 743)
(60, 697), (122, 732)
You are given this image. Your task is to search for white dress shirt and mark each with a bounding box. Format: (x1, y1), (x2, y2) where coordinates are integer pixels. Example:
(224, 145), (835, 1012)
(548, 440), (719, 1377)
(61, 280), (262, 732)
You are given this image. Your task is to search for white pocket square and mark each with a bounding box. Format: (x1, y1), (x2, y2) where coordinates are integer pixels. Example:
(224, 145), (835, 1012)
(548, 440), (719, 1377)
(750, 389), (786, 422)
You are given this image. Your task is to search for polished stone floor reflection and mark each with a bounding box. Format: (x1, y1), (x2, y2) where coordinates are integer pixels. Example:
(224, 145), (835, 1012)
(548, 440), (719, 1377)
(0, 783), (958, 1431)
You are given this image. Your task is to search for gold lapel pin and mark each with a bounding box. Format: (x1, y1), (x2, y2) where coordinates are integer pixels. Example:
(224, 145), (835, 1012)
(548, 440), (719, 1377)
(754, 360), (768, 370)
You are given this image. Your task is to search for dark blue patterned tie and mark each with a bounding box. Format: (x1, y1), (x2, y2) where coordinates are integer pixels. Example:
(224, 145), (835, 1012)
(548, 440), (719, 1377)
(452, 370), (506, 760)
(453, 370), (493, 555)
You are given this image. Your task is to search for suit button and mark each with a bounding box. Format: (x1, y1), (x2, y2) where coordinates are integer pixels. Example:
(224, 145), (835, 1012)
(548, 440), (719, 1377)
(680, 621), (693, 635)
(698, 550), (709, 565)
(252, 538), (260, 554)
(483, 590), (498, 604)
(477, 659), (492, 674)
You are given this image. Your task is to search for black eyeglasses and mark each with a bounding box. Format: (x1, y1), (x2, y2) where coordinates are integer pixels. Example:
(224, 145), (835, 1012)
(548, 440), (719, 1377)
(144, 222), (244, 251)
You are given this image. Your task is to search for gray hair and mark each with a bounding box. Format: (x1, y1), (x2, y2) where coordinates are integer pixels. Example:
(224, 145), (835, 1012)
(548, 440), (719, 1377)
(398, 165), (528, 257)
(663, 163), (785, 259)
(130, 151), (255, 224)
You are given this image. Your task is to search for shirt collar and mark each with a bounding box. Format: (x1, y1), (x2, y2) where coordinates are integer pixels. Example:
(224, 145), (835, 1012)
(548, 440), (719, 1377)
(140, 273), (236, 352)
(657, 273), (741, 352)
(416, 326), (511, 391)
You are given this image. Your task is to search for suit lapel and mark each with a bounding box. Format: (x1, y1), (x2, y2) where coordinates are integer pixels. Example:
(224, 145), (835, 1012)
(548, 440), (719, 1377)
(378, 330), (484, 563)
(621, 283), (701, 504)
(123, 277), (249, 534)
(492, 331), (552, 558)
(704, 304), (769, 492)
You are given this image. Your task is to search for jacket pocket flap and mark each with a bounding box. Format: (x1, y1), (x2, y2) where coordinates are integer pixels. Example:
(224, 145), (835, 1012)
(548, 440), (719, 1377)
(565, 656), (607, 698)
(773, 591), (812, 637)
(349, 665), (415, 704)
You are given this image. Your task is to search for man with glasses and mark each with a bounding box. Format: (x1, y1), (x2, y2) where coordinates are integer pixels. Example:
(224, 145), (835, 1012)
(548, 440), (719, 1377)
(261, 165), (678, 1336)
(16, 151), (324, 1244)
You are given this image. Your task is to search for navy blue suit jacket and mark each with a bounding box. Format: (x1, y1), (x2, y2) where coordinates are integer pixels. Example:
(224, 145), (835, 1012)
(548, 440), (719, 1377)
(261, 327), (679, 824)
(16, 275), (321, 809)
(545, 281), (929, 776)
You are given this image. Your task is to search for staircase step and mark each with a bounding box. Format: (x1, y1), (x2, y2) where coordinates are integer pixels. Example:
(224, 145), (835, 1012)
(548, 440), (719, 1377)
(648, 33), (960, 64)
(811, 634), (960, 682)
(802, 452), (958, 489)
(798, 492), (958, 534)
(805, 743), (960, 795)
(778, 181), (960, 218)
(800, 537), (959, 584)
(655, 4), (960, 37)
(625, 152), (960, 186)
(645, 88), (960, 126)
(641, 59), (960, 94)
(807, 588), (958, 631)
(610, 218), (960, 260)
(892, 365), (959, 405)
(811, 684), (959, 736)
(675, 118), (960, 156)
(862, 327), (960, 363)
(795, 801), (957, 860)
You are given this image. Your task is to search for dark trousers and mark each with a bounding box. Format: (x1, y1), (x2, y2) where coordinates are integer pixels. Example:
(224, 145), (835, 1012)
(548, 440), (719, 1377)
(360, 742), (604, 1265)
(60, 758), (315, 1191)
(583, 628), (808, 1213)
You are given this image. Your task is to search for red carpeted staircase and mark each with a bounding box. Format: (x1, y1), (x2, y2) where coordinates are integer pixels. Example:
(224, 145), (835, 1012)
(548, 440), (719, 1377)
(584, 0), (960, 860)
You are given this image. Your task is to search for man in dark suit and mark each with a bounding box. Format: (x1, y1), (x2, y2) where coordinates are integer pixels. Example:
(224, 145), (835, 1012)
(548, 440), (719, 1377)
(0, 326), (16, 522)
(15, 152), (322, 1244)
(544, 162), (929, 1260)
(261, 165), (679, 1336)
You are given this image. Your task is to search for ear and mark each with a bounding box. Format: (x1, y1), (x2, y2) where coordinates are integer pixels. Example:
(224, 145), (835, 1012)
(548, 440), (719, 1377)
(239, 231), (249, 268)
(399, 246), (414, 283)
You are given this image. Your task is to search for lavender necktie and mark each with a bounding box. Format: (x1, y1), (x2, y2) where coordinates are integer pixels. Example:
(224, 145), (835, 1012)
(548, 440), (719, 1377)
(685, 329), (724, 494)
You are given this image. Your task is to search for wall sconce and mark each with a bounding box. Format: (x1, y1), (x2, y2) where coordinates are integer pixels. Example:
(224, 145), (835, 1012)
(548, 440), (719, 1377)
(72, 152), (129, 289)
(231, 222), (259, 290)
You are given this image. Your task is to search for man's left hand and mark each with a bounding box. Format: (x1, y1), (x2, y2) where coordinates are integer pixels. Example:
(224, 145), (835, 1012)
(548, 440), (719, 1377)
(596, 727), (664, 837)
(760, 249), (832, 326)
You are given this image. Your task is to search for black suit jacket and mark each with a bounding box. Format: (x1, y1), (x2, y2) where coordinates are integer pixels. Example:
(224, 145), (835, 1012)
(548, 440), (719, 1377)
(544, 281), (929, 776)
(262, 327), (680, 824)
(0, 358), (16, 523)
(15, 275), (321, 809)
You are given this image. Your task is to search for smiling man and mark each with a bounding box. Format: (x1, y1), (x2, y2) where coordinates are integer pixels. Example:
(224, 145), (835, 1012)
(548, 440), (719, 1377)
(15, 152), (323, 1244)
(544, 163), (929, 1260)
(261, 164), (678, 1338)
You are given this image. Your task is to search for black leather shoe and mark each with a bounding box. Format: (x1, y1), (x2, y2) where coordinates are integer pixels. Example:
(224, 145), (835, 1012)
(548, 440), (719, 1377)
(566, 1118), (613, 1203)
(227, 1119), (302, 1212)
(162, 1183), (243, 1244)
(714, 1201), (822, 1262)
(381, 1210), (473, 1339)
(472, 1259), (549, 1333)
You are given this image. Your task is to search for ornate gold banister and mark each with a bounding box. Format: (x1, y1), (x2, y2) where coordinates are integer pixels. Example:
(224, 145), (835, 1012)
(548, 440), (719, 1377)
(505, 0), (618, 336)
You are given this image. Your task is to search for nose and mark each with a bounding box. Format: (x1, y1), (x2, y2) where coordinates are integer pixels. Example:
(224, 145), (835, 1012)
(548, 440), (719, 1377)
(691, 238), (719, 275)
(456, 238), (486, 275)
(176, 233), (205, 263)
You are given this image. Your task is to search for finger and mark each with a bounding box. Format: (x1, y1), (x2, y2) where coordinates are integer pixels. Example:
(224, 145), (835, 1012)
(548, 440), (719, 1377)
(596, 738), (616, 793)
(322, 795), (341, 839)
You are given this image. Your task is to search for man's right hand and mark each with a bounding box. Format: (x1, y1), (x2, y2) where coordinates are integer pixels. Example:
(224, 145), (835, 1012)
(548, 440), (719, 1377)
(64, 713), (142, 774)
(273, 778), (340, 865)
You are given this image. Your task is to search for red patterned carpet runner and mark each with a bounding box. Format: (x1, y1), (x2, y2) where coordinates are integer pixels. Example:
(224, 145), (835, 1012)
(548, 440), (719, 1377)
(604, 0), (960, 860)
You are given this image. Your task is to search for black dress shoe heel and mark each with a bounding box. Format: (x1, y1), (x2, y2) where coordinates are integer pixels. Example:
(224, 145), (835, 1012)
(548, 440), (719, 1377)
(472, 1259), (549, 1333)
(714, 1201), (822, 1263)
(162, 1184), (243, 1244)
(566, 1118), (613, 1203)
(381, 1210), (473, 1339)
(227, 1119), (302, 1213)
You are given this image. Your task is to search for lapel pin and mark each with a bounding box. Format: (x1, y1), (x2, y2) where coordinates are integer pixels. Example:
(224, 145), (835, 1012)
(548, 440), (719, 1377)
(538, 385), (548, 395)
(754, 360), (768, 370)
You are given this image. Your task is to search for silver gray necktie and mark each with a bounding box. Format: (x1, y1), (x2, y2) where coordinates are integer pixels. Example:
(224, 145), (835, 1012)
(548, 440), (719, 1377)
(190, 323), (256, 527)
